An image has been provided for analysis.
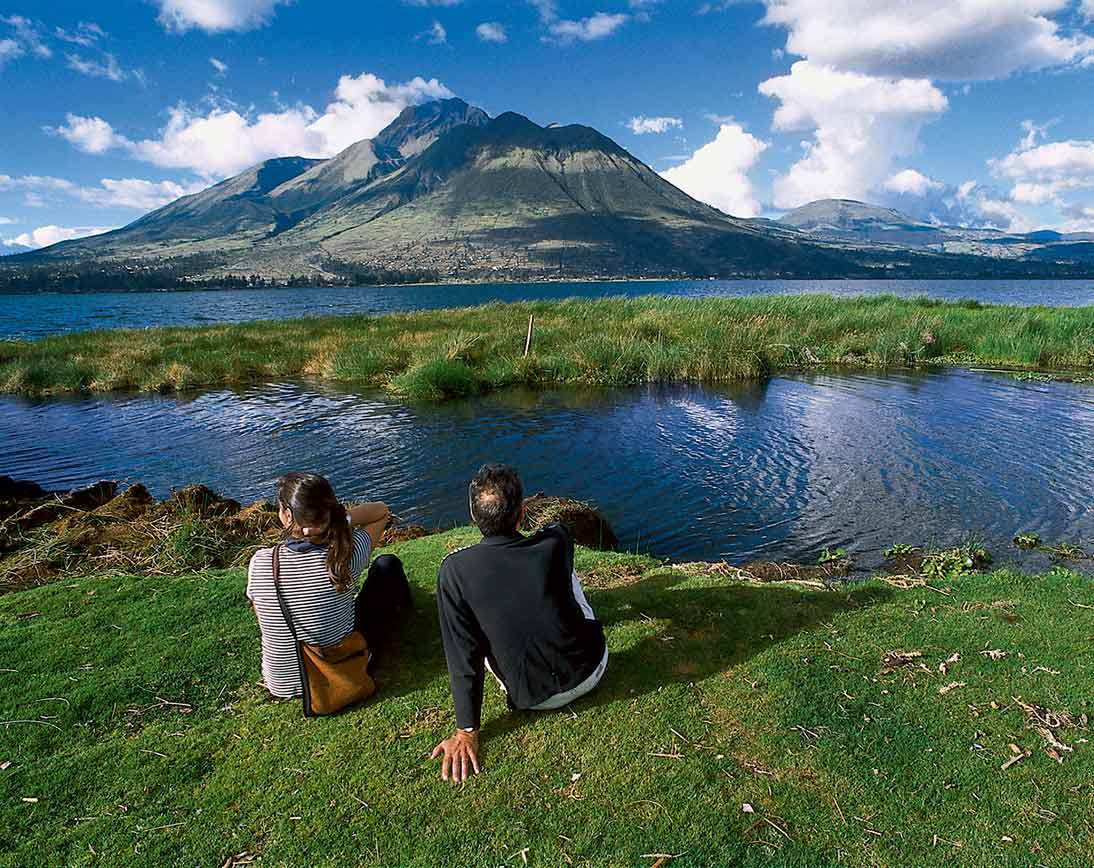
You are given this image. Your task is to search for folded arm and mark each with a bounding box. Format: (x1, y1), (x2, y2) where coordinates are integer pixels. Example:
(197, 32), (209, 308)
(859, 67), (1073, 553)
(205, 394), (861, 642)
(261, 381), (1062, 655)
(347, 501), (391, 548)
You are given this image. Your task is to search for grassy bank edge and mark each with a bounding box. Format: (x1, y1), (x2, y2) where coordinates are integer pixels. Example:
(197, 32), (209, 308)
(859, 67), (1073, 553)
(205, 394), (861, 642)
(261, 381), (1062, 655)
(2, 293), (1092, 399)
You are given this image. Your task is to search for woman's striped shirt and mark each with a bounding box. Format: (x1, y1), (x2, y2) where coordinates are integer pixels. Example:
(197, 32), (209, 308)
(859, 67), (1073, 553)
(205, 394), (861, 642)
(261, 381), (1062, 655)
(246, 529), (371, 698)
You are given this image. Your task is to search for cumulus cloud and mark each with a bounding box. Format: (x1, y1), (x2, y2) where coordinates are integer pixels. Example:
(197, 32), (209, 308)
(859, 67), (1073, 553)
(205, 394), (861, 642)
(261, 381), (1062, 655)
(154, 0), (289, 33)
(530, 2), (630, 43)
(883, 168), (945, 197)
(759, 61), (947, 208)
(51, 114), (130, 154)
(52, 72), (454, 178)
(760, 0), (1094, 81)
(2, 225), (115, 250)
(548, 12), (629, 42)
(626, 115), (682, 135)
(476, 21), (508, 43)
(661, 122), (769, 217)
(992, 136), (1094, 204)
(755, 1), (1094, 215)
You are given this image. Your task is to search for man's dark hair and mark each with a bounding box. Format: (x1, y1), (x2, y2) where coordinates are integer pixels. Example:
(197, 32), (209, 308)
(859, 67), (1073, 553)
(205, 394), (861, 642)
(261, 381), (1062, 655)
(469, 463), (524, 537)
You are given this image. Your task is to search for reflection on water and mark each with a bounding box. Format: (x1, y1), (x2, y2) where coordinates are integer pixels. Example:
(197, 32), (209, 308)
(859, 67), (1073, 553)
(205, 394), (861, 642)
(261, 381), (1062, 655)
(6, 277), (1094, 340)
(3, 371), (1092, 569)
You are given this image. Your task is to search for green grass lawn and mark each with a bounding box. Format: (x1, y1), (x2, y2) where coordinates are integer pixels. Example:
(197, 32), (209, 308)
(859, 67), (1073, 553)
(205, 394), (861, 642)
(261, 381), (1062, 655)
(2, 294), (1092, 398)
(1, 528), (1091, 867)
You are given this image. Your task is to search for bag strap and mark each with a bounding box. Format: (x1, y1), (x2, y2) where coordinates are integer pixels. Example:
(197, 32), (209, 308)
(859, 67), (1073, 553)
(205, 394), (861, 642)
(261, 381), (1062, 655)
(271, 544), (314, 717)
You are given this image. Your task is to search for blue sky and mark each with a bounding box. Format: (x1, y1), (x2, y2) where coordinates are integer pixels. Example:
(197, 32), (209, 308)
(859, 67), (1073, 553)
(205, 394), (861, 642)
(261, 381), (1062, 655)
(4, 0), (1094, 250)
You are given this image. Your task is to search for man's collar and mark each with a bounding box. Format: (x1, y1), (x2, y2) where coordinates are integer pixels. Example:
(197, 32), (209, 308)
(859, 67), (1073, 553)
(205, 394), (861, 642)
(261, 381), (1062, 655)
(480, 532), (524, 546)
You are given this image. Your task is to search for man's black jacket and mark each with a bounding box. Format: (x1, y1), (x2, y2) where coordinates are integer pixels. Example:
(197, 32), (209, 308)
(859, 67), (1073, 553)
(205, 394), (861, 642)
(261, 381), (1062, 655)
(436, 523), (606, 729)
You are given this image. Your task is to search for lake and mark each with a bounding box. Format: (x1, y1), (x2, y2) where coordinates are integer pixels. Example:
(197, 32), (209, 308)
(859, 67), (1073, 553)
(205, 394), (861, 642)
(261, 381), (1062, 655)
(5, 277), (1094, 340)
(4, 370), (1091, 570)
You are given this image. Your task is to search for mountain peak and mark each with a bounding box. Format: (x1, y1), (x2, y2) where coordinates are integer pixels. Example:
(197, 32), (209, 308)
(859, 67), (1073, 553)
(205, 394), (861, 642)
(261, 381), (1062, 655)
(779, 199), (923, 230)
(373, 97), (490, 157)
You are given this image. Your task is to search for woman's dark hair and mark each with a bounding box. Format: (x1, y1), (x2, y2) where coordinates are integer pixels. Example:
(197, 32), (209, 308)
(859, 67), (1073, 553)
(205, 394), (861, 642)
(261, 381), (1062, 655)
(468, 463), (524, 537)
(277, 472), (353, 592)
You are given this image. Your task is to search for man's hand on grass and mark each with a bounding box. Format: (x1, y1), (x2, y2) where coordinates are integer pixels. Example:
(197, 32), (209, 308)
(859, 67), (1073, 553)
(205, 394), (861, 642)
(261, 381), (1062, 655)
(430, 729), (481, 783)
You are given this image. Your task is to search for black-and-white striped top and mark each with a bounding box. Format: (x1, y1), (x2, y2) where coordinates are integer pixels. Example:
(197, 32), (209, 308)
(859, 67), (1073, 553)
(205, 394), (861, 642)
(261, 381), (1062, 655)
(246, 529), (372, 697)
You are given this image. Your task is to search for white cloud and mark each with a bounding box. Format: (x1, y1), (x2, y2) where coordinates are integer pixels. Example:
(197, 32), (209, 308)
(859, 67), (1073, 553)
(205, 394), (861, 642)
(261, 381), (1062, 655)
(759, 61), (947, 208)
(2, 15), (51, 59)
(2, 225), (115, 250)
(154, 0), (289, 33)
(0, 217), (16, 225)
(530, 2), (630, 43)
(422, 20), (447, 44)
(80, 178), (206, 210)
(476, 21), (508, 43)
(883, 168), (945, 196)
(52, 114), (130, 154)
(755, 1), (1094, 214)
(991, 137), (1094, 204)
(0, 38), (21, 66)
(760, 0), (1094, 81)
(548, 12), (629, 42)
(52, 72), (454, 178)
(210, 57), (228, 75)
(55, 22), (106, 47)
(0, 173), (204, 211)
(661, 122), (769, 217)
(1084, 0), (1094, 19)
(626, 115), (682, 135)
(65, 52), (126, 82)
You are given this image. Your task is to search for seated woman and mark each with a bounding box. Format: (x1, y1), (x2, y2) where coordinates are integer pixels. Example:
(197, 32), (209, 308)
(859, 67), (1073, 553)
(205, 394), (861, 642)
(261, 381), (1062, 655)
(246, 471), (412, 699)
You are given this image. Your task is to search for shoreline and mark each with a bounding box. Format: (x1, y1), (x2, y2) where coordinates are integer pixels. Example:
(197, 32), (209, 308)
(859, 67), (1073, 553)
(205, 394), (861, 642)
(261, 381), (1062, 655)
(3, 476), (1087, 595)
(2, 293), (1092, 398)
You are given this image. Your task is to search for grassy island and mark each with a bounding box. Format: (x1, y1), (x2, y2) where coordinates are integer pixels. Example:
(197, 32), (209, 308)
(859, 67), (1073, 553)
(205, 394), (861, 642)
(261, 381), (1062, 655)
(1, 528), (1092, 867)
(2, 294), (1092, 398)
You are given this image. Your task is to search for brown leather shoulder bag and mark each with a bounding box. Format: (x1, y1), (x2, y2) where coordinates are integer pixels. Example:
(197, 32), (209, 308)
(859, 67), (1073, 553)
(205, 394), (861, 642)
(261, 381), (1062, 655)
(272, 544), (376, 717)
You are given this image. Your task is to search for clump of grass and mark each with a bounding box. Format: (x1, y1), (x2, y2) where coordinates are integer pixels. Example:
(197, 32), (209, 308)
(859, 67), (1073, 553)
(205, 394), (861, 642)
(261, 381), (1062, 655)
(1014, 532), (1042, 549)
(921, 542), (993, 582)
(1013, 532), (1089, 560)
(391, 358), (482, 399)
(3, 294), (1093, 399)
(817, 546), (847, 564)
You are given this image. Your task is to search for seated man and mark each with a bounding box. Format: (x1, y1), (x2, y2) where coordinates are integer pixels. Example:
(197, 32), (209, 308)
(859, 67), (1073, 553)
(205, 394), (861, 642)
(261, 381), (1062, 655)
(430, 464), (608, 783)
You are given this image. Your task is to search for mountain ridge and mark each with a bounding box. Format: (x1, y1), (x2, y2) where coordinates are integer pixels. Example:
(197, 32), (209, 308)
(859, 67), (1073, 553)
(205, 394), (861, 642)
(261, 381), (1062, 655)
(7, 102), (1094, 285)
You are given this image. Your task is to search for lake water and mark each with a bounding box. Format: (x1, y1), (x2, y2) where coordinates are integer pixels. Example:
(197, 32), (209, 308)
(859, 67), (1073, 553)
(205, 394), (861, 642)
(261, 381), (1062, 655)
(4, 370), (1091, 571)
(4, 277), (1094, 341)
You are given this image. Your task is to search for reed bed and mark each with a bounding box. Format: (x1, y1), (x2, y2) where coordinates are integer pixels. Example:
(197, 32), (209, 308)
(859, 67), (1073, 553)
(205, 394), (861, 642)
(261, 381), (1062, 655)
(2, 294), (1091, 399)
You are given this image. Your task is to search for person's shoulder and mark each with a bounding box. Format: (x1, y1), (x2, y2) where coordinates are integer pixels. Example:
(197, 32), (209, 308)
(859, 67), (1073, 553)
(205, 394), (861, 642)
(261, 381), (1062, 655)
(248, 545), (275, 572)
(532, 522), (572, 547)
(439, 538), (481, 577)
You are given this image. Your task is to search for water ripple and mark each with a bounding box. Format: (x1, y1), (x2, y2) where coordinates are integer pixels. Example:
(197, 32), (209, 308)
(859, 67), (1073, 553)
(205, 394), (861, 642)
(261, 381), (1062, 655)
(2, 370), (1092, 569)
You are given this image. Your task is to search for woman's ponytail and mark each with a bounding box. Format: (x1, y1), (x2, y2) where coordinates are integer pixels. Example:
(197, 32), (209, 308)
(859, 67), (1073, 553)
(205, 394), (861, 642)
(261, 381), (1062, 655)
(325, 501), (353, 593)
